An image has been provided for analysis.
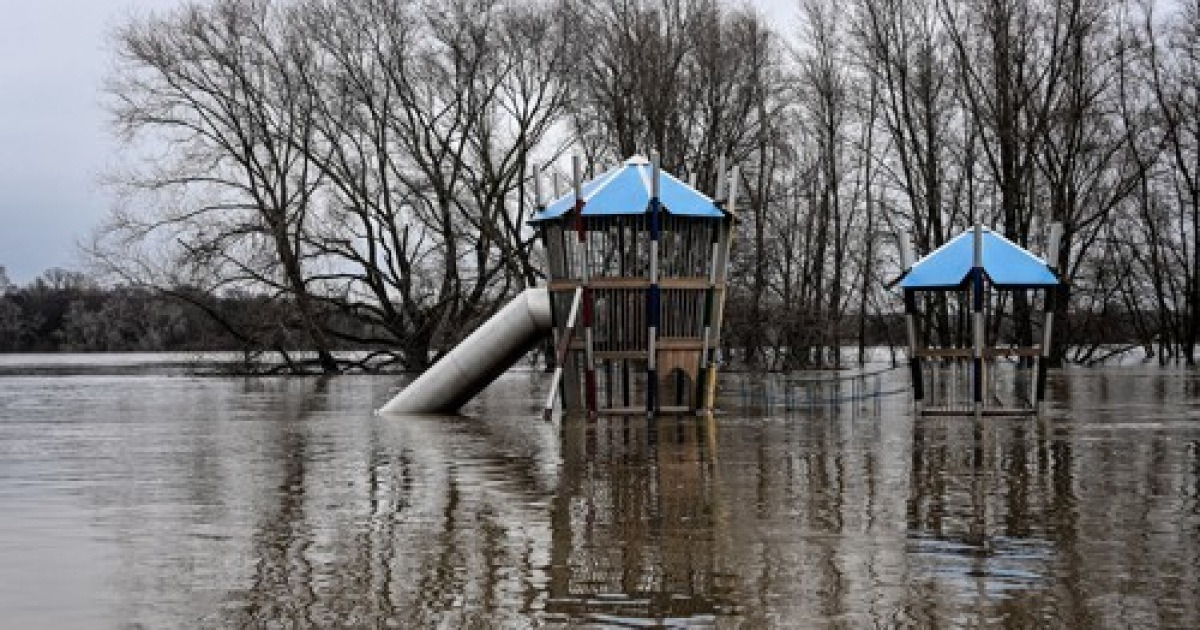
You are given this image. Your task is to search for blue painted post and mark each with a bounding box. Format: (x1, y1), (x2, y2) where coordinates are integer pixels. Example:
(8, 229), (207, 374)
(646, 156), (662, 416)
(972, 224), (985, 414)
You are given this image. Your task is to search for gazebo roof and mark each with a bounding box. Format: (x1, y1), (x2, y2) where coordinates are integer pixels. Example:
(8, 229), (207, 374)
(899, 227), (1060, 289)
(530, 155), (724, 222)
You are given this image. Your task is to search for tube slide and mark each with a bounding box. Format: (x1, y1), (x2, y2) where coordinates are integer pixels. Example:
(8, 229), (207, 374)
(378, 288), (553, 415)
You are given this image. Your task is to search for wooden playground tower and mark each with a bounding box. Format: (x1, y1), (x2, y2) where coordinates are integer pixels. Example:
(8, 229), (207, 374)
(896, 224), (1063, 416)
(532, 155), (738, 416)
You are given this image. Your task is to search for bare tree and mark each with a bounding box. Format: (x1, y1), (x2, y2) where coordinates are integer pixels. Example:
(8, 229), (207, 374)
(1135, 0), (1200, 363)
(97, 0), (569, 371)
(99, 0), (339, 371)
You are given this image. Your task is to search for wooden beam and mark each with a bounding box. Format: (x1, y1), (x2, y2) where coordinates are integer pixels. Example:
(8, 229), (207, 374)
(921, 407), (1037, 417)
(549, 277), (718, 291)
(543, 287), (583, 421)
(915, 347), (1041, 358)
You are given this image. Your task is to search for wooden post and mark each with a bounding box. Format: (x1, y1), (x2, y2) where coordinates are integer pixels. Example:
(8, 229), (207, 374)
(972, 224), (985, 413)
(532, 165), (543, 210)
(1036, 221), (1063, 409)
(904, 291), (923, 406)
(544, 287), (584, 421)
(574, 155), (597, 414)
(715, 155), (727, 200)
(899, 233), (914, 271)
(703, 163), (738, 410)
(531, 164), (559, 389)
(646, 156), (662, 416)
(697, 212), (723, 410)
(900, 232), (923, 410)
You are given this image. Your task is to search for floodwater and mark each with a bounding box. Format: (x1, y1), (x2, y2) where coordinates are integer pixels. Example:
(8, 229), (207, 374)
(0, 357), (1197, 628)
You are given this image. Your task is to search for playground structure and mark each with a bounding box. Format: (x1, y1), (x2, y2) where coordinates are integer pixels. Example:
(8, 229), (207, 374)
(380, 155), (738, 416)
(895, 224), (1063, 416)
(379, 152), (1064, 419)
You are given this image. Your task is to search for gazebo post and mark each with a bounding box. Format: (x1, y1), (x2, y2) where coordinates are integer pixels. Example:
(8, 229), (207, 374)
(532, 165), (543, 215)
(1037, 221), (1063, 410)
(703, 164), (738, 411)
(646, 155), (662, 416)
(715, 155), (727, 200)
(531, 165), (559, 394)
(697, 158), (728, 411)
(573, 155), (597, 415)
(972, 223), (985, 414)
(698, 203), (722, 410)
(904, 289), (923, 405)
(900, 232), (923, 409)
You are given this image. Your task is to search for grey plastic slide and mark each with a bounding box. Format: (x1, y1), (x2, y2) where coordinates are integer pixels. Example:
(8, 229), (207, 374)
(377, 288), (553, 414)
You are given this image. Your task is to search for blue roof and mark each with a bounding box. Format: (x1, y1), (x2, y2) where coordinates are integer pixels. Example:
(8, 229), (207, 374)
(900, 228), (1060, 289)
(530, 156), (724, 222)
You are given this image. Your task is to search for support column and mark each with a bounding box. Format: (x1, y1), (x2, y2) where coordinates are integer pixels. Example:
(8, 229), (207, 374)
(1036, 221), (1063, 409)
(646, 157), (662, 416)
(533, 165), (564, 409)
(697, 216), (722, 410)
(703, 164), (739, 410)
(573, 155), (597, 414)
(972, 224), (985, 413)
(543, 287), (583, 421)
(904, 289), (923, 406)
(899, 233), (923, 410)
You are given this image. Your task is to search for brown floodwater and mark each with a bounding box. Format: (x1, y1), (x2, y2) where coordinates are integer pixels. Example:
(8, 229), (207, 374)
(0, 359), (1197, 628)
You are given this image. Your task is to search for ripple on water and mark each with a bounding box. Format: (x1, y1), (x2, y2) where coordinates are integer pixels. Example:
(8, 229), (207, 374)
(0, 366), (1198, 627)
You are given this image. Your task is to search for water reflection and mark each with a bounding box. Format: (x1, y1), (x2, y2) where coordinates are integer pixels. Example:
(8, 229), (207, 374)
(547, 416), (734, 625)
(0, 368), (1197, 627)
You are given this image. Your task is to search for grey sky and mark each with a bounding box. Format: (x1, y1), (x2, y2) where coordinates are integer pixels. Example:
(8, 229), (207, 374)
(0, 0), (794, 286)
(0, 1), (184, 284)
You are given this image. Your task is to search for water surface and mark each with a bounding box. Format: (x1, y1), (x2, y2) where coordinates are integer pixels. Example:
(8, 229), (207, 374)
(0, 361), (1197, 628)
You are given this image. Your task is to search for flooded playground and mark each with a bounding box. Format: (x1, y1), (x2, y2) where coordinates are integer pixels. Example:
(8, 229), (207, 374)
(0, 359), (1198, 628)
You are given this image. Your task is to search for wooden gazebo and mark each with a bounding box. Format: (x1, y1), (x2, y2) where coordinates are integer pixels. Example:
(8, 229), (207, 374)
(531, 156), (737, 416)
(895, 224), (1063, 416)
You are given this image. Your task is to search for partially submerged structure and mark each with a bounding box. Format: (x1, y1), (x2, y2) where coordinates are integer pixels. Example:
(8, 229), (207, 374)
(532, 156), (738, 416)
(380, 155), (738, 417)
(895, 225), (1063, 416)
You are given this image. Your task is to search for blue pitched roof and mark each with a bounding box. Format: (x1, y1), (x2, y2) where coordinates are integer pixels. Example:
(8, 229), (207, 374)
(900, 228), (1060, 289)
(530, 156), (724, 222)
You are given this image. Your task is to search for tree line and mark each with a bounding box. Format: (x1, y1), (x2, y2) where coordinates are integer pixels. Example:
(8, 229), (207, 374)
(0, 265), (382, 362)
(0, 266), (225, 352)
(86, 0), (1200, 372)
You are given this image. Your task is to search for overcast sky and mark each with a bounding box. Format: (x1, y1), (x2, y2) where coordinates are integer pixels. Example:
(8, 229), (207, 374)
(0, 0), (795, 285)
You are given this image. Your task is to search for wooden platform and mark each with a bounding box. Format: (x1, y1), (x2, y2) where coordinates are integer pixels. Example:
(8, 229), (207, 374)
(915, 347), (1041, 358)
(596, 405), (694, 416)
(921, 407), (1037, 417)
(548, 277), (722, 291)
